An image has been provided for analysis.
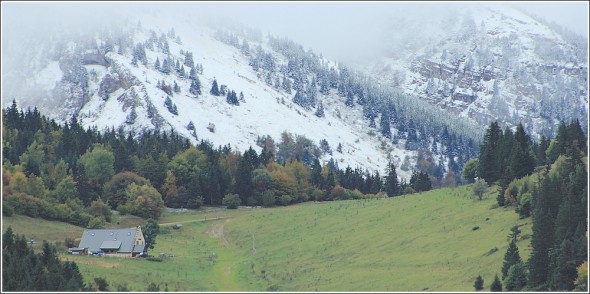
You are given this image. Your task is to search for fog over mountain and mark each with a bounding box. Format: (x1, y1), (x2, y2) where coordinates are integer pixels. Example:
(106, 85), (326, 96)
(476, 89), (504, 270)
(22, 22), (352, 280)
(1, 1), (588, 178)
(3, 2), (587, 67)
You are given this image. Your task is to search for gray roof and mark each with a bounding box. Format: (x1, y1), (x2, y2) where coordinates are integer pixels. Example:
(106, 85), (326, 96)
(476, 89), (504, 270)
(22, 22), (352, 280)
(132, 244), (145, 253)
(100, 240), (122, 250)
(78, 228), (138, 253)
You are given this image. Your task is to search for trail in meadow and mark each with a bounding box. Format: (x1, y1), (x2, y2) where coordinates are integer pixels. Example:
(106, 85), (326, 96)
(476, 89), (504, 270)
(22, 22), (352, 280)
(206, 219), (242, 291)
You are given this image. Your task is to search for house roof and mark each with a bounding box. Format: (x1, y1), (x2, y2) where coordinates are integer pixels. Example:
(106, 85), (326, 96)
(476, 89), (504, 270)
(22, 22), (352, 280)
(132, 244), (145, 253)
(78, 227), (138, 253)
(100, 240), (122, 250)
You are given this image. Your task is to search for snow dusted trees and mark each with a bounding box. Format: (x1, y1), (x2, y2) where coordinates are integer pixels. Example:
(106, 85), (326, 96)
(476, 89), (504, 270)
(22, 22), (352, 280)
(345, 90), (355, 107)
(210, 79), (220, 96)
(164, 96), (178, 115)
(226, 90), (239, 105)
(293, 89), (308, 109)
(315, 101), (325, 118)
(206, 27), (483, 187)
(161, 58), (171, 74)
(131, 43), (147, 66)
(184, 51), (194, 68)
(380, 108), (392, 139)
(189, 78), (202, 96)
(154, 57), (161, 70)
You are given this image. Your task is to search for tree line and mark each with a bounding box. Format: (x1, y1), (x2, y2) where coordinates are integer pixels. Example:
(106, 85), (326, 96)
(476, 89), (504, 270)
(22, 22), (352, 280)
(464, 120), (587, 291)
(2, 100), (427, 227)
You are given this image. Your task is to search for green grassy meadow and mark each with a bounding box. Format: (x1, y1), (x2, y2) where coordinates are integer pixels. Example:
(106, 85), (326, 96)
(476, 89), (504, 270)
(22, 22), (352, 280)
(2, 184), (531, 291)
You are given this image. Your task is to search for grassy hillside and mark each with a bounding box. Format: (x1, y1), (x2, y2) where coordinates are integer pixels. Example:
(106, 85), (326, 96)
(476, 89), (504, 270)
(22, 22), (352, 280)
(224, 184), (532, 291)
(2, 184), (532, 291)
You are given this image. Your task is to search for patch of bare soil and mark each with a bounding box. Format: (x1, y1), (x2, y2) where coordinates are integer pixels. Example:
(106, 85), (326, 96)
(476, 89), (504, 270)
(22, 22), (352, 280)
(206, 219), (231, 247)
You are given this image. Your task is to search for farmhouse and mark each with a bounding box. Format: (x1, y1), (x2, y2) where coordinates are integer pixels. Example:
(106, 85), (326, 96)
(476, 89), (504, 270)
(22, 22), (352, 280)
(75, 226), (146, 257)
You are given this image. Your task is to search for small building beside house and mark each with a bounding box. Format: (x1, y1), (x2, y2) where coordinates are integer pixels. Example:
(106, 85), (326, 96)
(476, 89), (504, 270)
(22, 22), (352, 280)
(77, 226), (146, 257)
(67, 247), (87, 255)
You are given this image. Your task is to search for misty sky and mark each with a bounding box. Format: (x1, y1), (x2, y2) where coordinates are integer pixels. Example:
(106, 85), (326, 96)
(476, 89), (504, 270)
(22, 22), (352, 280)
(2, 1), (588, 64)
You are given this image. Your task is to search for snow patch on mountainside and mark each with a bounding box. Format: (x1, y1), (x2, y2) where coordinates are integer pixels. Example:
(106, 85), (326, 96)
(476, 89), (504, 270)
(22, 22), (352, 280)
(40, 16), (415, 179)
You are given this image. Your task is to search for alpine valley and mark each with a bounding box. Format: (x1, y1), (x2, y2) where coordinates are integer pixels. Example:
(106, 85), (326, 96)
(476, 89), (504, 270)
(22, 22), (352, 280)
(2, 2), (589, 292)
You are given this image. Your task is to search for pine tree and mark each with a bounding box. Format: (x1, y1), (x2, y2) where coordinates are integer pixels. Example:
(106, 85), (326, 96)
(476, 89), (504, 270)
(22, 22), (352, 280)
(189, 78), (202, 95)
(293, 89), (309, 109)
(498, 126), (515, 181)
(474, 275), (484, 291)
(345, 90), (354, 107)
(179, 65), (186, 78)
(504, 262), (528, 291)
(184, 51), (194, 68)
(309, 158), (324, 188)
(173, 81), (180, 93)
(496, 178), (507, 207)
(185, 121), (195, 130)
(528, 207), (554, 289)
(566, 119), (586, 152)
(490, 274), (502, 291)
(315, 101), (325, 118)
(502, 239), (522, 279)
(189, 67), (198, 80)
(210, 79), (220, 96)
(380, 108), (391, 139)
(510, 123), (535, 178)
(549, 239), (578, 291)
(161, 58), (170, 74)
(282, 77), (292, 94)
(309, 77), (317, 107)
(325, 168), (336, 193)
(384, 161), (400, 197)
(154, 57), (161, 70)
(235, 149), (255, 203)
(478, 122), (502, 183)
(547, 121), (567, 164)
(125, 108), (137, 124)
(226, 90), (239, 105)
(164, 96), (178, 115)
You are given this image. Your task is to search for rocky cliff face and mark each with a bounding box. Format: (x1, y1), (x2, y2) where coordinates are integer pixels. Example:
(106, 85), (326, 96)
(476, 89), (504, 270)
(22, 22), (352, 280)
(368, 4), (588, 138)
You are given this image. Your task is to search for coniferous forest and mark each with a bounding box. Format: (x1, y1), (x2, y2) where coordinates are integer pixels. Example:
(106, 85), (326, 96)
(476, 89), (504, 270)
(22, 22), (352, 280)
(2, 227), (87, 291)
(474, 120), (588, 292)
(2, 100), (410, 228)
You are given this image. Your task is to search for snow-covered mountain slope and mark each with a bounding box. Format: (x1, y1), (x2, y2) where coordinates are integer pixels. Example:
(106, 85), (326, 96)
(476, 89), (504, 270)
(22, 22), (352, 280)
(3, 4), (586, 180)
(365, 3), (588, 138)
(2, 13), (416, 179)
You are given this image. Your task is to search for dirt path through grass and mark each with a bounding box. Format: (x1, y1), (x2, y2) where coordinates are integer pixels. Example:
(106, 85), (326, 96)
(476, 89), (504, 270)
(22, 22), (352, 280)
(205, 218), (242, 291)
